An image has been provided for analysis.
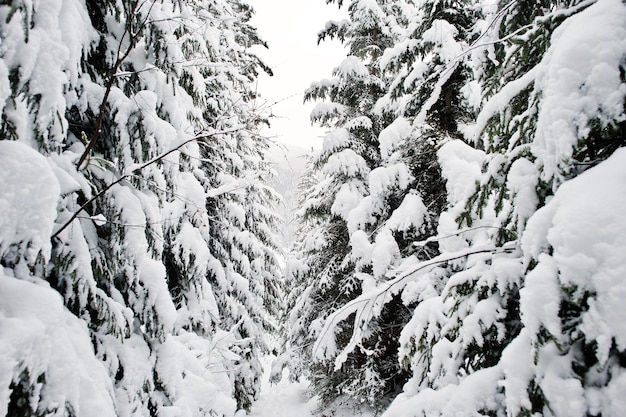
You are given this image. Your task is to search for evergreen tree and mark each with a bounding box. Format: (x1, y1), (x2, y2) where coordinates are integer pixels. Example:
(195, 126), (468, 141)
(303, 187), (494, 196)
(290, 0), (481, 412)
(383, 0), (626, 416)
(294, 0), (626, 416)
(285, 0), (402, 411)
(0, 0), (281, 415)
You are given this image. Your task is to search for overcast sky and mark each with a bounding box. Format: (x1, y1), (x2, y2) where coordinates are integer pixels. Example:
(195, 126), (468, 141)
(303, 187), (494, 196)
(250, 0), (347, 150)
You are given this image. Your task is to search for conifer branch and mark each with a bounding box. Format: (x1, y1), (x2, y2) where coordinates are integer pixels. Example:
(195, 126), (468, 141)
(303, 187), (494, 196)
(53, 127), (243, 240)
(312, 244), (518, 365)
(76, 1), (152, 171)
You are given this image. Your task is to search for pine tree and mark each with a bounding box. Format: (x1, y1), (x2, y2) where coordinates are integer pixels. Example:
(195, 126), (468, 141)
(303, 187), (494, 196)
(291, 0), (482, 412)
(293, 0), (626, 416)
(285, 0), (404, 410)
(0, 0), (281, 415)
(383, 0), (626, 416)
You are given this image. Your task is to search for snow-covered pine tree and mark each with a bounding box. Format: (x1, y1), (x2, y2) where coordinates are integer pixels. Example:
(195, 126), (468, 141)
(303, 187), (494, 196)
(284, 0), (404, 410)
(0, 0), (280, 415)
(382, 0), (626, 415)
(298, 0), (482, 412)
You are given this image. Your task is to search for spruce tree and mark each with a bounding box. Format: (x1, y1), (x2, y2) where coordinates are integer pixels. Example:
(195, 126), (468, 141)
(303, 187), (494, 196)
(285, 0), (402, 410)
(291, 0), (481, 412)
(383, 1), (626, 416)
(0, 0), (280, 415)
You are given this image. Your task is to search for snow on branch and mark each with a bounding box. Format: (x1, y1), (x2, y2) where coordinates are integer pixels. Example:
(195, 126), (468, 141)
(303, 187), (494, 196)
(52, 127), (245, 239)
(311, 244), (520, 370)
(76, 0), (155, 171)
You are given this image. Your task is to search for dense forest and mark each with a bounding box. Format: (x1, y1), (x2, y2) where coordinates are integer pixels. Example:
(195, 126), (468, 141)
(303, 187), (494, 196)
(1, 1), (625, 417)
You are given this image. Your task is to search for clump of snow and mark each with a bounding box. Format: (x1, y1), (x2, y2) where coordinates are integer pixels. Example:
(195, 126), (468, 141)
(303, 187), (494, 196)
(0, 61), (10, 115)
(323, 128), (351, 153)
(506, 157), (539, 231)
(371, 229), (400, 280)
(333, 56), (370, 79)
(522, 147), (626, 361)
(138, 258), (177, 337)
(499, 329), (535, 416)
(345, 115), (374, 131)
(437, 139), (483, 204)
(386, 193), (428, 233)
(350, 230), (373, 267)
(332, 180), (367, 220)
(368, 163), (413, 197)
(311, 102), (347, 122)
(532, 0), (626, 185)
(0, 141), (60, 269)
(379, 117), (412, 158)
(420, 19), (463, 62)
(0, 272), (116, 417)
(322, 148), (370, 178)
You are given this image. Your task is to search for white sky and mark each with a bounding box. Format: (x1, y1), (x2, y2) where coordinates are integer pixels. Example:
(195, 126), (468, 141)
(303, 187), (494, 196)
(250, 0), (347, 150)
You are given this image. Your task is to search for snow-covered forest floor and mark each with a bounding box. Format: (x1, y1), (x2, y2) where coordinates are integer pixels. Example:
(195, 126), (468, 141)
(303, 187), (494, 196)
(244, 358), (318, 417)
(247, 378), (316, 417)
(245, 357), (374, 417)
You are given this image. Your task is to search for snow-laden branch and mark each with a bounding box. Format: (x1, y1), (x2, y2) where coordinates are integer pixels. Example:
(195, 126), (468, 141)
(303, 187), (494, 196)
(312, 243), (522, 370)
(52, 127), (244, 240)
(75, 1), (150, 171)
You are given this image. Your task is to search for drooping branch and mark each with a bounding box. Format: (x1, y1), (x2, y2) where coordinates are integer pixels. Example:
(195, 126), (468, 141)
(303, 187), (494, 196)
(312, 243), (519, 369)
(53, 127), (244, 240)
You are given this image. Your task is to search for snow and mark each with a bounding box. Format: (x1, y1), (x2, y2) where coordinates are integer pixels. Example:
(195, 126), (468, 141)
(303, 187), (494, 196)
(322, 148), (370, 178)
(332, 180), (367, 219)
(470, 65), (539, 144)
(519, 253), (562, 339)
(378, 117), (412, 158)
(369, 163), (413, 196)
(1, 0), (625, 415)
(532, 0), (626, 185)
(499, 330), (535, 415)
(0, 141), (60, 271)
(246, 367), (317, 417)
(386, 193), (428, 233)
(311, 102), (347, 122)
(0, 272), (116, 417)
(0, 0), (95, 148)
(437, 139), (484, 204)
(345, 115), (374, 131)
(138, 258), (177, 336)
(382, 367), (503, 417)
(421, 19), (463, 63)
(334, 55), (370, 79)
(155, 334), (238, 417)
(322, 129), (350, 152)
(371, 229), (400, 279)
(0, 61), (10, 115)
(247, 356), (376, 417)
(522, 147), (626, 359)
(506, 157), (540, 231)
